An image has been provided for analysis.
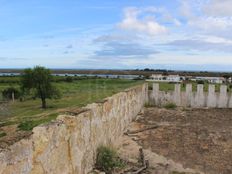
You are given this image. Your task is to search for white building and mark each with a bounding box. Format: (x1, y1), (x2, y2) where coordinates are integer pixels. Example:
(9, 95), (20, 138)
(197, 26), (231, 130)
(149, 74), (182, 82)
(228, 77), (232, 83)
(193, 77), (225, 84)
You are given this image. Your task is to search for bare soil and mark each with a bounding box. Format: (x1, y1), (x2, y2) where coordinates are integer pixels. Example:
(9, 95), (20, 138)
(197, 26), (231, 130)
(125, 107), (232, 174)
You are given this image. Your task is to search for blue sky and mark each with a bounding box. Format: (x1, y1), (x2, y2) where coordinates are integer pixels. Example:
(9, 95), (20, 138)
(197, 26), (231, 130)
(0, 0), (232, 71)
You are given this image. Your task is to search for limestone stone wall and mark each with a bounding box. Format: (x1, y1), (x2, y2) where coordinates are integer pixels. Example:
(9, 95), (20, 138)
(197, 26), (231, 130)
(149, 83), (232, 108)
(0, 84), (148, 174)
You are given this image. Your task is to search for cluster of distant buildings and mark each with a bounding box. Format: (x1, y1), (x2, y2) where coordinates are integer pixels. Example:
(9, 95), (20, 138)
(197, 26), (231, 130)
(148, 74), (232, 84)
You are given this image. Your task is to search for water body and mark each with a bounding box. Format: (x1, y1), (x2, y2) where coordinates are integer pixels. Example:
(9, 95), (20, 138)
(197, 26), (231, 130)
(0, 73), (143, 80)
(52, 74), (143, 80)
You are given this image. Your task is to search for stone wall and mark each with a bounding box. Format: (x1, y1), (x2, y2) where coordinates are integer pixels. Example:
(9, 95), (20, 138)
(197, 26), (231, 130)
(0, 84), (148, 174)
(149, 83), (232, 108)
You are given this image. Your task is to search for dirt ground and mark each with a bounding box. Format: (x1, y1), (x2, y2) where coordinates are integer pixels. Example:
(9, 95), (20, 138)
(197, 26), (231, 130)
(120, 107), (232, 174)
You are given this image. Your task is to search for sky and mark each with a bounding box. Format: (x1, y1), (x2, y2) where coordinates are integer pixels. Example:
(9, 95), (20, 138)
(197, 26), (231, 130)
(0, 0), (232, 71)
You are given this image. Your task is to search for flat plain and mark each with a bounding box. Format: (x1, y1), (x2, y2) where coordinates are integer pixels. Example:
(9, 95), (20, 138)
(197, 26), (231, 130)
(0, 78), (142, 148)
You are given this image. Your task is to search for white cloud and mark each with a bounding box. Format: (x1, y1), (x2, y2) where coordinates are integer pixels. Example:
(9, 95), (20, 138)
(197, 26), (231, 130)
(179, 0), (195, 19)
(188, 16), (232, 31)
(178, 0), (232, 39)
(204, 0), (232, 17)
(118, 7), (167, 36)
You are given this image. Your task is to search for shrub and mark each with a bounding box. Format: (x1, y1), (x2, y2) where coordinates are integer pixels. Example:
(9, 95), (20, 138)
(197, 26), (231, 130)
(164, 103), (177, 109)
(96, 146), (124, 173)
(65, 76), (73, 82)
(197, 80), (205, 84)
(0, 132), (6, 138)
(2, 87), (21, 100)
(148, 85), (152, 90)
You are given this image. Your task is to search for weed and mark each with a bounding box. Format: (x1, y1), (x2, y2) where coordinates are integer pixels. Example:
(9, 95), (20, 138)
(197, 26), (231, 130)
(96, 146), (124, 174)
(164, 103), (177, 109)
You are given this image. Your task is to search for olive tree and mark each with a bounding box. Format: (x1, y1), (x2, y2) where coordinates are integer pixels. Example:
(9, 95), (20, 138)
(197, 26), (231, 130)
(21, 66), (60, 108)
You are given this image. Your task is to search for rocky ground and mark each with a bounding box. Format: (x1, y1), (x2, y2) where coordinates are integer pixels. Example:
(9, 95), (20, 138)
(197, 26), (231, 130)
(118, 107), (232, 174)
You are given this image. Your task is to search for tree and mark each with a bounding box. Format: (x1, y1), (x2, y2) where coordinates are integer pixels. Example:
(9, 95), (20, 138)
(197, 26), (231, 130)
(2, 87), (21, 101)
(21, 66), (60, 109)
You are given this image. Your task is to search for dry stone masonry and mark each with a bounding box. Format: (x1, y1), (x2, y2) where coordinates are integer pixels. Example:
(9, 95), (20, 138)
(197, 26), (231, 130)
(0, 84), (148, 174)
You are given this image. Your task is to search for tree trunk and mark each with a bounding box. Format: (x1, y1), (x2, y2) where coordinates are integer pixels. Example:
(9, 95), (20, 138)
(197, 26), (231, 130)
(12, 92), (15, 102)
(41, 98), (46, 109)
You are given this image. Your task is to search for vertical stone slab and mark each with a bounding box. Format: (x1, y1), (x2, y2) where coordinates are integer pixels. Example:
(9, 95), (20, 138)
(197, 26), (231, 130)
(186, 84), (192, 107)
(152, 83), (160, 106)
(194, 84), (205, 108)
(207, 85), (217, 108)
(218, 85), (228, 108)
(174, 84), (181, 106)
(229, 94), (232, 108)
(145, 83), (149, 104)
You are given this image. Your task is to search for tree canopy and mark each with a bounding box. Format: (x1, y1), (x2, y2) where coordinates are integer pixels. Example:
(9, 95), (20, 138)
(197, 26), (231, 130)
(21, 66), (60, 108)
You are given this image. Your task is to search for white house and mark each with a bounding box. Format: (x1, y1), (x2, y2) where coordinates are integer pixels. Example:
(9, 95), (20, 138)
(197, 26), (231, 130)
(193, 77), (225, 84)
(149, 74), (182, 82)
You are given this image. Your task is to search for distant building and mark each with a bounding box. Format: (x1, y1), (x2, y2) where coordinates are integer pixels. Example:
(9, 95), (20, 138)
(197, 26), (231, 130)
(228, 77), (232, 83)
(149, 74), (182, 82)
(193, 76), (225, 84)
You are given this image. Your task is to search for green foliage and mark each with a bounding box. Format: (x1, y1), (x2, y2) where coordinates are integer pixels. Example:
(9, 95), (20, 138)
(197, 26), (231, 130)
(164, 103), (177, 109)
(21, 66), (61, 108)
(0, 131), (6, 138)
(18, 113), (58, 131)
(96, 146), (124, 173)
(2, 87), (21, 100)
(65, 76), (73, 82)
(197, 80), (205, 84)
(0, 76), (20, 84)
(17, 120), (40, 131)
(0, 79), (142, 129)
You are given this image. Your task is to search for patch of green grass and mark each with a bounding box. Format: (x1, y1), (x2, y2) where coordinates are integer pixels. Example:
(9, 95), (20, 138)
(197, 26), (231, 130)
(148, 82), (232, 93)
(96, 146), (124, 174)
(159, 82), (175, 91)
(0, 79), (142, 129)
(0, 131), (7, 138)
(164, 103), (177, 109)
(0, 121), (17, 127)
(17, 113), (58, 131)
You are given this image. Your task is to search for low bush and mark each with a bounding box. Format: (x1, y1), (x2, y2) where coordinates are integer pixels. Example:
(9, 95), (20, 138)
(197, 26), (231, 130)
(164, 102), (177, 109)
(2, 87), (21, 100)
(0, 132), (6, 138)
(95, 146), (124, 173)
(197, 80), (205, 84)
